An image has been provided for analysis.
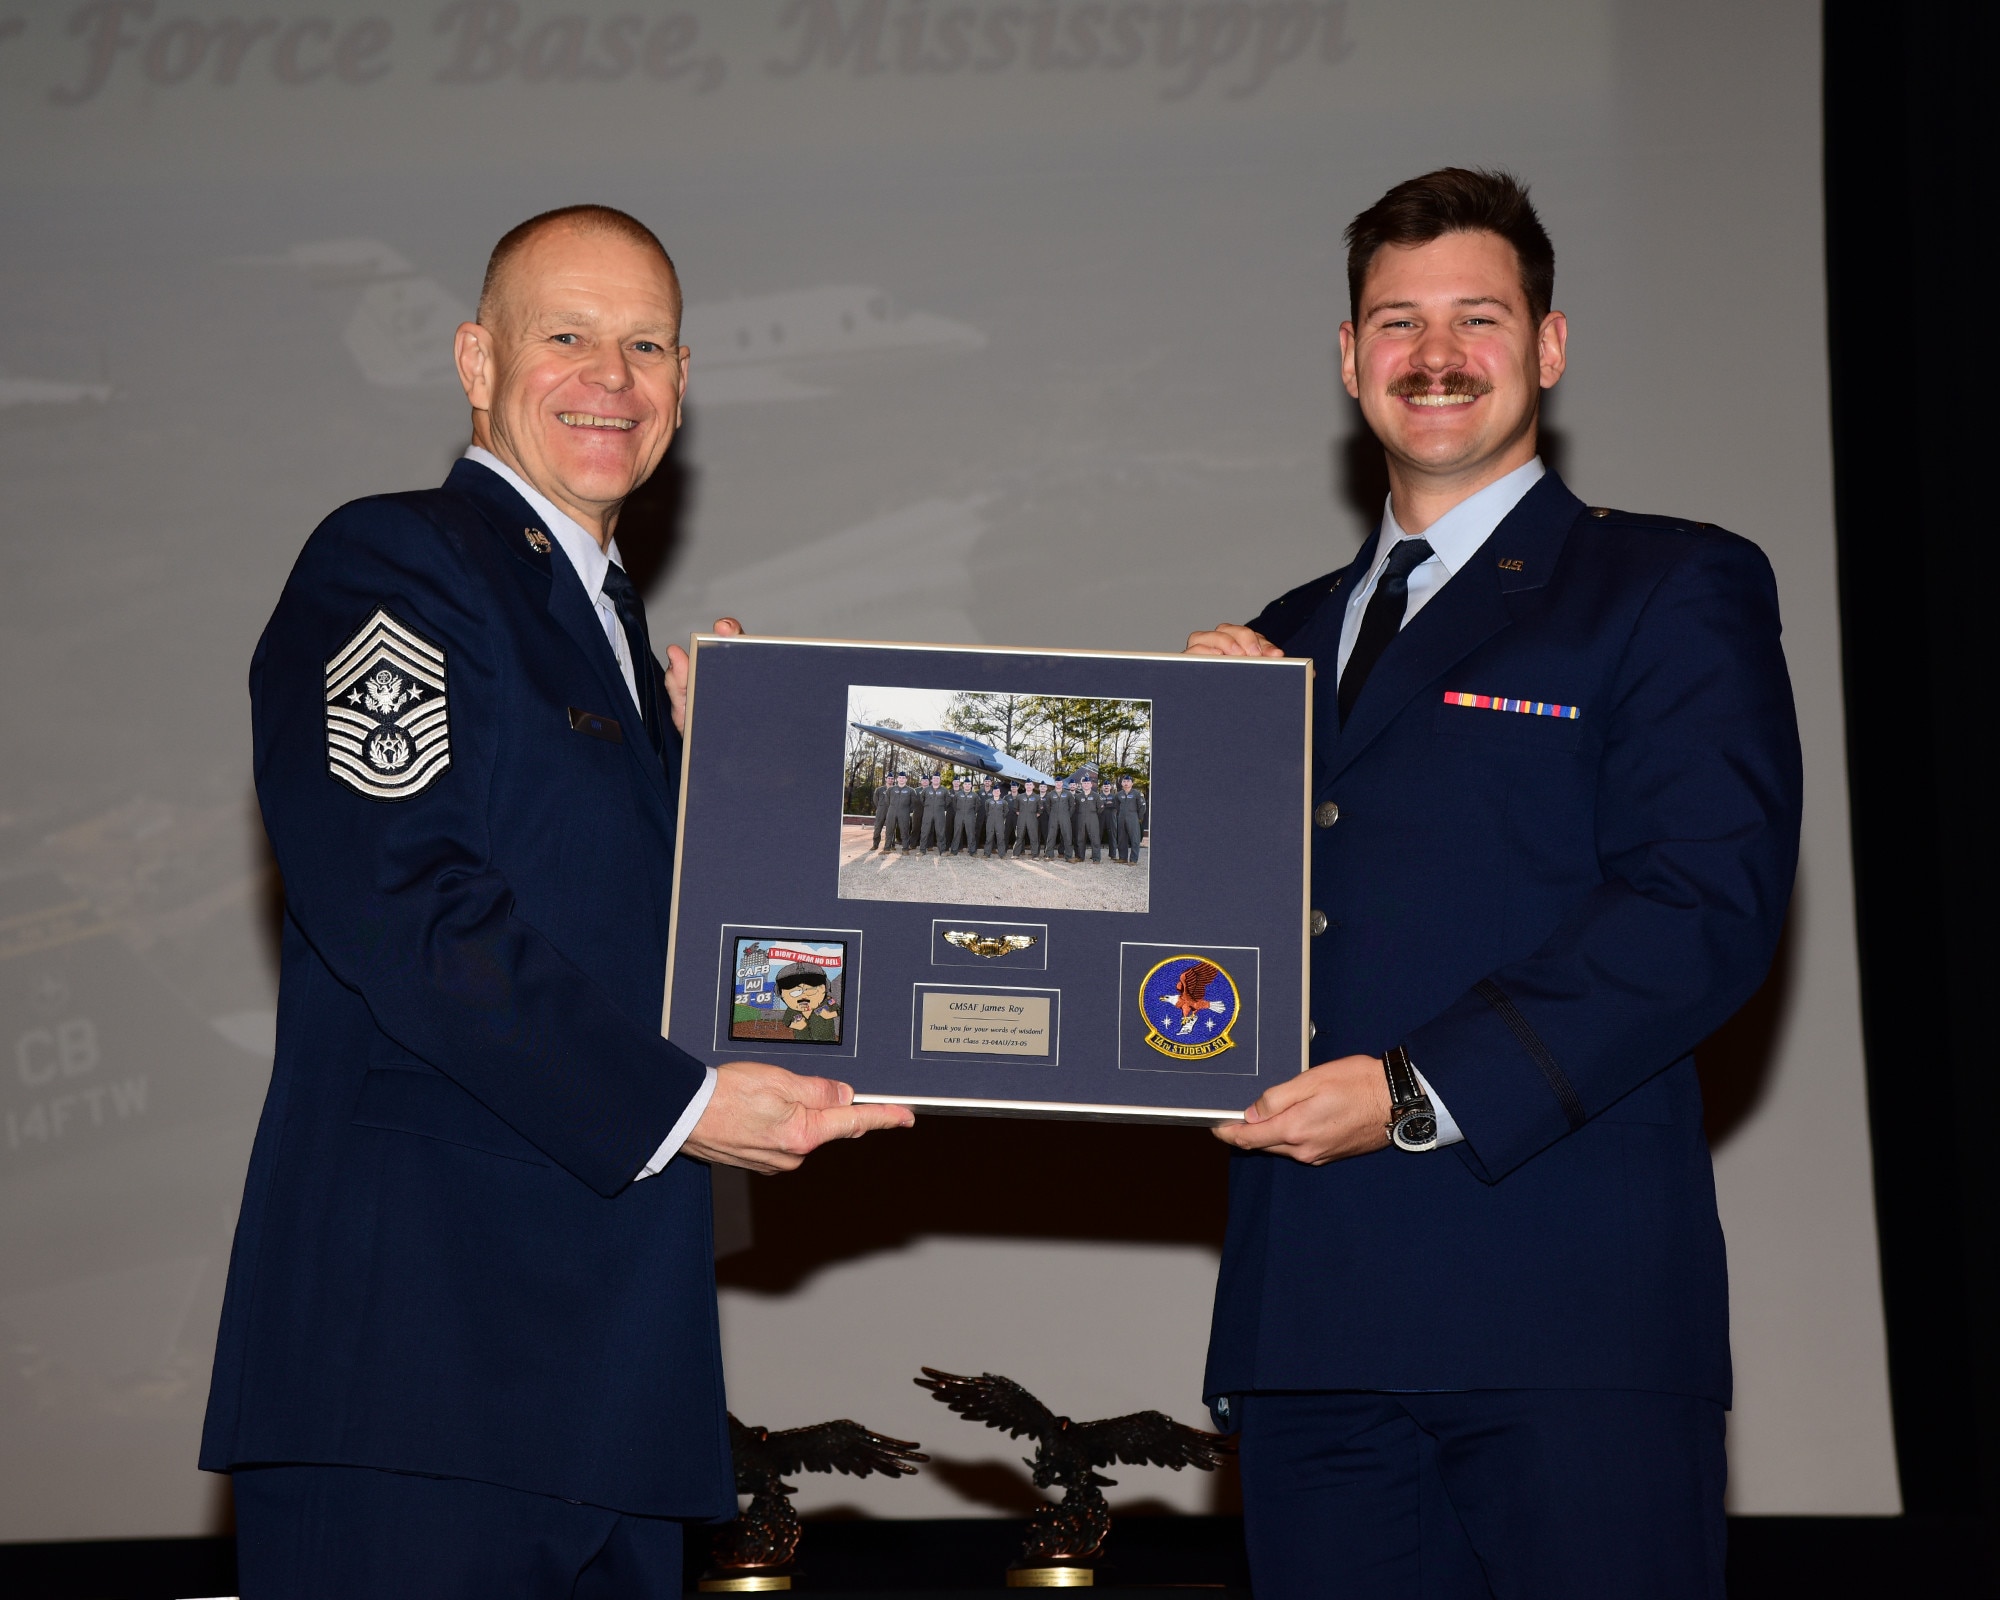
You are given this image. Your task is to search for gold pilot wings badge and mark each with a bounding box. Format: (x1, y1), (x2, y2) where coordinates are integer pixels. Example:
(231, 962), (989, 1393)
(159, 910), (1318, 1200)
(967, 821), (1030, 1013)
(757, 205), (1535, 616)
(325, 608), (451, 800)
(943, 931), (1040, 959)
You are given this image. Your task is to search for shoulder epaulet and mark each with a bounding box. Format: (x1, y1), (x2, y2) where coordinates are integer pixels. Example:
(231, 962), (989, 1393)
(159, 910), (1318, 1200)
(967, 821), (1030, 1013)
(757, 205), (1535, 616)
(1581, 507), (1719, 536)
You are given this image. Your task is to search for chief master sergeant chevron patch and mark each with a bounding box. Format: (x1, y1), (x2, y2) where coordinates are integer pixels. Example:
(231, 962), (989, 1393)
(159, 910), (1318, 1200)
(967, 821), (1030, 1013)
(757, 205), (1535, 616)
(324, 607), (451, 800)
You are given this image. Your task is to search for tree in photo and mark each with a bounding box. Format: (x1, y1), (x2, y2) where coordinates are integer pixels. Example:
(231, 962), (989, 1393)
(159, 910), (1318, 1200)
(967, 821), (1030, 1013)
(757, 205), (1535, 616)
(845, 716), (904, 813)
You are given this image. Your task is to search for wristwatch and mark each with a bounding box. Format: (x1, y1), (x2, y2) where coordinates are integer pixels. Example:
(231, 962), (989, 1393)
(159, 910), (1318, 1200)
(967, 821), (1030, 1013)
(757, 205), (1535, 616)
(1383, 1045), (1439, 1152)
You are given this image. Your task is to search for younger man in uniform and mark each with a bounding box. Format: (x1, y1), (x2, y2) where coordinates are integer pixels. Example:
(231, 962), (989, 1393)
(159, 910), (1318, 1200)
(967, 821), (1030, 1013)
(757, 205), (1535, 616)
(1187, 168), (1800, 1600)
(1115, 776), (1148, 864)
(1014, 782), (1044, 858)
(951, 778), (980, 855)
(885, 772), (916, 853)
(1075, 777), (1105, 863)
(919, 774), (950, 855)
(1046, 779), (1076, 862)
(981, 783), (1010, 858)
(869, 774), (890, 850)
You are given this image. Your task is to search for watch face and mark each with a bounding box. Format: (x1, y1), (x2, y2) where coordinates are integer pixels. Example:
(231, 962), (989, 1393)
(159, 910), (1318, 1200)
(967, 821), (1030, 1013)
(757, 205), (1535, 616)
(1393, 1112), (1438, 1152)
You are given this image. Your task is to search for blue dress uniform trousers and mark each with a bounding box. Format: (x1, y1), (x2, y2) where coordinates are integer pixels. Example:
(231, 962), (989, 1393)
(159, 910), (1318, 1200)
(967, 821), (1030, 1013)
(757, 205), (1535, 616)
(1237, 1390), (1726, 1600)
(233, 1464), (686, 1600)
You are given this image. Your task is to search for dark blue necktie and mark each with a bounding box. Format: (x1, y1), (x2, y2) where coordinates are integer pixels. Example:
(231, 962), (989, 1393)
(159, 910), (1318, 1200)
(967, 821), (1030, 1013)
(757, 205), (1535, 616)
(598, 560), (668, 764)
(1338, 537), (1434, 725)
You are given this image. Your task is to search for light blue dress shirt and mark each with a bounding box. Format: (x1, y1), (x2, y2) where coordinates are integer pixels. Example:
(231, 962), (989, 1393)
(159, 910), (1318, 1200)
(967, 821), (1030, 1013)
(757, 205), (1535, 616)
(1332, 456), (1546, 1146)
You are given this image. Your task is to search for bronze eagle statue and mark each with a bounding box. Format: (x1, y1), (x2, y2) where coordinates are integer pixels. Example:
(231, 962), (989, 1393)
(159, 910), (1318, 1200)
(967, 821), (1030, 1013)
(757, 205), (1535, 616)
(916, 1367), (1230, 1567)
(708, 1412), (927, 1576)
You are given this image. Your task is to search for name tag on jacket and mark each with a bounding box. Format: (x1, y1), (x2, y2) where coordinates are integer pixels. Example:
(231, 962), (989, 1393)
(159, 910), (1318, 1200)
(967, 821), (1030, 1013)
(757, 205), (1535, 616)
(568, 706), (625, 743)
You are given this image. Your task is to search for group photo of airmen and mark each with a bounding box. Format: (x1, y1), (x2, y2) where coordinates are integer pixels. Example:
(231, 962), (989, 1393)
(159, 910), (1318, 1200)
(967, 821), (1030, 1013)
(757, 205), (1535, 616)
(865, 770), (1149, 865)
(836, 687), (1154, 912)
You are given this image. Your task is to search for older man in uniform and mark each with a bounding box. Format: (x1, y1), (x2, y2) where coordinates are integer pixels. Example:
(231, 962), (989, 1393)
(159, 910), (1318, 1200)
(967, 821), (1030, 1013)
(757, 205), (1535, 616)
(200, 205), (912, 1599)
(1188, 169), (1800, 1600)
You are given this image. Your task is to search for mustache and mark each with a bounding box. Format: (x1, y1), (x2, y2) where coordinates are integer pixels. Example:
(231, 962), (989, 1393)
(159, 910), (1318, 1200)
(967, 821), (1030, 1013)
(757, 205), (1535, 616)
(1385, 370), (1493, 399)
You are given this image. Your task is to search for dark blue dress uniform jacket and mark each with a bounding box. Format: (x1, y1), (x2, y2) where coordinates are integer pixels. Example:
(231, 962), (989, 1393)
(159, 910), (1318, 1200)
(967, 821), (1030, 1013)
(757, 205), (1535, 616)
(200, 459), (734, 1519)
(1203, 470), (1803, 1411)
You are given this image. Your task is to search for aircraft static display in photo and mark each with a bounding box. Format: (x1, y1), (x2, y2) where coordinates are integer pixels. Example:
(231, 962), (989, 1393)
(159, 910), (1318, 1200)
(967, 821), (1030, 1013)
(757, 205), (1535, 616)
(839, 686), (1152, 914)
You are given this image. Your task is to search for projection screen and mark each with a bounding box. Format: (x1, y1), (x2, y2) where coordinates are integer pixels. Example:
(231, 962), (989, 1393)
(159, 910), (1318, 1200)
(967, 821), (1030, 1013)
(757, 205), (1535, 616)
(0, 0), (1897, 1538)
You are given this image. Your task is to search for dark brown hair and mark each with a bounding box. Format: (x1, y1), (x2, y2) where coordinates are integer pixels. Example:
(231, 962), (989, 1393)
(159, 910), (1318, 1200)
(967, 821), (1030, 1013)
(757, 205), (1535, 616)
(477, 204), (679, 326)
(1344, 168), (1554, 324)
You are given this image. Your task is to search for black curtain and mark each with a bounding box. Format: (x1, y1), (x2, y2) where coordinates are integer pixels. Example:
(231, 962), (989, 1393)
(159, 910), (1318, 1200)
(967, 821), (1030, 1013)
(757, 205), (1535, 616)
(1825, 0), (2000, 1521)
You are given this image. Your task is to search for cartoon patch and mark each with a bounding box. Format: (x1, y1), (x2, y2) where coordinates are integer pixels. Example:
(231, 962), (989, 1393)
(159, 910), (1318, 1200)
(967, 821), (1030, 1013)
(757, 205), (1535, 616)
(728, 937), (847, 1047)
(325, 607), (450, 800)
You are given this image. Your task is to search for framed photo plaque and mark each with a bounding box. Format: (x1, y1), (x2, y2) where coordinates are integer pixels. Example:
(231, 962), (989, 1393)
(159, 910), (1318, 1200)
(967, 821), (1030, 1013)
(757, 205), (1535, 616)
(662, 635), (1311, 1122)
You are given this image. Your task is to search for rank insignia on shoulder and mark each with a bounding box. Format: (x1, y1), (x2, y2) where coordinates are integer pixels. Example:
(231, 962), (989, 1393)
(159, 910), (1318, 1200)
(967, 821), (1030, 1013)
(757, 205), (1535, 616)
(325, 608), (450, 801)
(1139, 954), (1241, 1061)
(524, 527), (551, 554)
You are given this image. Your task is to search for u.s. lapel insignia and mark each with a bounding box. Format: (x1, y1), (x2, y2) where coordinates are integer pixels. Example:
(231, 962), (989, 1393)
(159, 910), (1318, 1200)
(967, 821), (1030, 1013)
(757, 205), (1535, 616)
(523, 526), (552, 554)
(325, 607), (450, 800)
(1139, 954), (1241, 1060)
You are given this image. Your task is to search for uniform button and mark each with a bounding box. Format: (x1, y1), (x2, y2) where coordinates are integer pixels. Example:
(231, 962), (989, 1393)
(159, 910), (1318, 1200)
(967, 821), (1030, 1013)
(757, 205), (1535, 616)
(1309, 1021), (1317, 1042)
(1310, 909), (1328, 936)
(1314, 801), (1340, 828)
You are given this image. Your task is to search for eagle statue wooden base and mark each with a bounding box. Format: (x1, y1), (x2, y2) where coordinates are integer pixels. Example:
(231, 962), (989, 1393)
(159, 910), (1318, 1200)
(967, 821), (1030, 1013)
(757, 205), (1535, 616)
(699, 1412), (927, 1592)
(916, 1367), (1231, 1587)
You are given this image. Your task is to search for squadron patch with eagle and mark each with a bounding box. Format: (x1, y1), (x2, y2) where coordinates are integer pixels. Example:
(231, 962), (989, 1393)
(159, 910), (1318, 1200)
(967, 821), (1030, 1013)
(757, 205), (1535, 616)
(325, 607), (451, 800)
(1138, 954), (1241, 1060)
